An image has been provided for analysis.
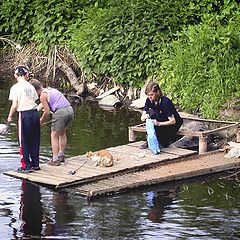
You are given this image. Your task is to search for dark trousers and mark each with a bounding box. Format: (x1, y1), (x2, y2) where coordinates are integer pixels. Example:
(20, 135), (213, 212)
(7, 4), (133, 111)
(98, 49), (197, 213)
(155, 119), (183, 147)
(19, 109), (40, 170)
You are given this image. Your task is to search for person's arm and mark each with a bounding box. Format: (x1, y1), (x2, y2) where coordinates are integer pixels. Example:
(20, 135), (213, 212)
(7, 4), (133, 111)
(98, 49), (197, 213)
(37, 103), (43, 112)
(154, 115), (176, 126)
(7, 100), (18, 123)
(141, 98), (150, 122)
(39, 92), (50, 124)
(153, 97), (177, 126)
(141, 111), (149, 122)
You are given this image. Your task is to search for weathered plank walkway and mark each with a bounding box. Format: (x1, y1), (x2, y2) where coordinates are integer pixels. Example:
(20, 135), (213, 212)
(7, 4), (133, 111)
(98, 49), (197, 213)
(4, 141), (240, 198)
(4, 141), (196, 189)
(74, 150), (240, 198)
(129, 117), (240, 153)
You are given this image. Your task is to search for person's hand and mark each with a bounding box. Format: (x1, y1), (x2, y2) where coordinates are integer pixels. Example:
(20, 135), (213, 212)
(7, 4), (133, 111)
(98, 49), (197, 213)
(40, 118), (44, 125)
(153, 119), (160, 126)
(141, 113), (150, 122)
(37, 105), (43, 112)
(7, 116), (13, 123)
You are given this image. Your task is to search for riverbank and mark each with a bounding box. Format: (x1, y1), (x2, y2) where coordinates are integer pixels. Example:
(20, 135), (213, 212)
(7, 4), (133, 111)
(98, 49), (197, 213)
(0, 52), (239, 123)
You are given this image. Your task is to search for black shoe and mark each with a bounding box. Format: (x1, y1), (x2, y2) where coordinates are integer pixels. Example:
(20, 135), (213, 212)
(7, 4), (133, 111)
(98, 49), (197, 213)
(140, 142), (148, 149)
(31, 166), (41, 171)
(17, 167), (33, 173)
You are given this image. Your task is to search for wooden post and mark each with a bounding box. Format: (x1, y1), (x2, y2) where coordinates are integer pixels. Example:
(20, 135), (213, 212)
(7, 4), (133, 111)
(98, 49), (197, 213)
(129, 127), (136, 142)
(237, 127), (240, 143)
(199, 136), (208, 154)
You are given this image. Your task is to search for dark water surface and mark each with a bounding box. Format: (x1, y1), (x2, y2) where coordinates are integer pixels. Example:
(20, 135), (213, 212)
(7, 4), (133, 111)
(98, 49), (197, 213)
(0, 77), (240, 240)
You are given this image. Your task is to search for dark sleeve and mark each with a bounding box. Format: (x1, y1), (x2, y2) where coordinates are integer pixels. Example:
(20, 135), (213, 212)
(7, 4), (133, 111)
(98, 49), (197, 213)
(162, 97), (176, 118)
(143, 98), (151, 111)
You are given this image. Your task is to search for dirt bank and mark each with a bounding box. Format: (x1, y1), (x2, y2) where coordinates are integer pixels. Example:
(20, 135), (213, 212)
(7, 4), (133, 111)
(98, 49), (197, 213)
(0, 51), (239, 122)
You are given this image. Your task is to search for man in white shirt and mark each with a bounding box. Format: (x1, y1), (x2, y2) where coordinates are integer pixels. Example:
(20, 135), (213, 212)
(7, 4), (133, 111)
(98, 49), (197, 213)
(7, 66), (40, 173)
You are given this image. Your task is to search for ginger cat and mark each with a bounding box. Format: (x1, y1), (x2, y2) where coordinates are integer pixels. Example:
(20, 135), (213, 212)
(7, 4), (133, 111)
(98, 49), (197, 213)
(85, 150), (114, 167)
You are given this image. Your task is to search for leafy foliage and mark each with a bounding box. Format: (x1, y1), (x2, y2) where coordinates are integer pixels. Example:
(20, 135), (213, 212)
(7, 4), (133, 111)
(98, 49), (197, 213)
(0, 0), (240, 117)
(158, 10), (240, 117)
(31, 0), (103, 53)
(0, 0), (104, 52)
(0, 0), (36, 43)
(69, 0), (215, 86)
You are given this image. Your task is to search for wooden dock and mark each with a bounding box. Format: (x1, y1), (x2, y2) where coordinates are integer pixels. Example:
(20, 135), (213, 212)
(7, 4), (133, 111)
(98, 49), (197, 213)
(4, 141), (240, 198)
(74, 150), (240, 198)
(129, 117), (239, 154)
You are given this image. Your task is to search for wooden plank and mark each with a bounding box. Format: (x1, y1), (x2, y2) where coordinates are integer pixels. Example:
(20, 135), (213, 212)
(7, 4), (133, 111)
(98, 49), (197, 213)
(201, 123), (239, 137)
(129, 126), (146, 133)
(74, 151), (240, 198)
(5, 165), (91, 183)
(1, 139), (195, 188)
(129, 120), (239, 137)
(96, 86), (120, 99)
(40, 162), (105, 176)
(181, 116), (239, 124)
(160, 147), (197, 156)
(77, 152), (212, 195)
(129, 121), (239, 154)
(69, 150), (180, 169)
(4, 170), (63, 186)
(127, 141), (197, 156)
(129, 125), (205, 137)
(108, 147), (179, 160)
(127, 140), (146, 147)
(5, 142), (196, 189)
(3, 161), (113, 188)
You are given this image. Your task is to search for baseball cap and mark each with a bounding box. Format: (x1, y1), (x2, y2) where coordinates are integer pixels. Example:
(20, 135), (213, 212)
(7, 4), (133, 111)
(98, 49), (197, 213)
(14, 65), (29, 76)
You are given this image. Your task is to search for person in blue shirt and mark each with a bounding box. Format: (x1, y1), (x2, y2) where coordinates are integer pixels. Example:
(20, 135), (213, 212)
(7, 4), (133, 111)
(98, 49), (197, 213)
(141, 82), (183, 148)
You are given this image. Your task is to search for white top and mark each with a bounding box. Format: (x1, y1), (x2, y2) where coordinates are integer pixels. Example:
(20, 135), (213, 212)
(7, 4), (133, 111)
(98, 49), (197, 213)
(9, 79), (38, 111)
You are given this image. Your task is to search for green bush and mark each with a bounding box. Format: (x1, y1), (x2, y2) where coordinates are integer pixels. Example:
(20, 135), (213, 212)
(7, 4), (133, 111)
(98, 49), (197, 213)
(0, 0), (36, 44)
(31, 0), (103, 53)
(1, 0), (240, 117)
(158, 12), (240, 118)
(69, 0), (215, 86)
(0, 0), (105, 52)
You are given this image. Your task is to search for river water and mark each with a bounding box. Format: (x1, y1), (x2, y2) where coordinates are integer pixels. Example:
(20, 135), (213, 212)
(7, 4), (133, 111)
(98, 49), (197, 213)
(0, 77), (240, 240)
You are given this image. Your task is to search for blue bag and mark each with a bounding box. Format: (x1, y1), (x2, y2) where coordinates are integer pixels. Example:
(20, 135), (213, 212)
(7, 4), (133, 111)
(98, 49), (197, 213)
(145, 119), (160, 155)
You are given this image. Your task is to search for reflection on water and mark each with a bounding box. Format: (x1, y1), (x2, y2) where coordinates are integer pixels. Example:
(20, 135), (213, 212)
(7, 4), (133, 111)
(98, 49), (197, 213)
(19, 181), (42, 238)
(146, 187), (178, 223)
(1, 77), (240, 239)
